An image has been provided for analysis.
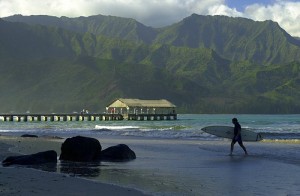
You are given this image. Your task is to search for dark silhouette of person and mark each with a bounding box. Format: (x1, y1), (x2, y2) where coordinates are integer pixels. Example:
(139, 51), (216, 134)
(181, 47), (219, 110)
(230, 118), (248, 155)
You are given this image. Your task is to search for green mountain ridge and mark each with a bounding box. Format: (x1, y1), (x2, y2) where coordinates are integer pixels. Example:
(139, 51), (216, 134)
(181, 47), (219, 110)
(5, 14), (300, 65)
(154, 14), (300, 64)
(1, 15), (300, 113)
(4, 14), (158, 44)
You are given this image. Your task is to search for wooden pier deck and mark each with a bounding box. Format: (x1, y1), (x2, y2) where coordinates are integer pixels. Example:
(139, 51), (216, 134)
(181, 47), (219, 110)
(0, 113), (177, 122)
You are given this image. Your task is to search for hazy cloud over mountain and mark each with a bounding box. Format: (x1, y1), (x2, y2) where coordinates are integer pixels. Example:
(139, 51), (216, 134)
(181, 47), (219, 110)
(1, 0), (300, 37)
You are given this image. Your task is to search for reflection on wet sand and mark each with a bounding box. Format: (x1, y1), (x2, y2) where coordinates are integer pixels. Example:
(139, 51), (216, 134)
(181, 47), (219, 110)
(59, 161), (103, 177)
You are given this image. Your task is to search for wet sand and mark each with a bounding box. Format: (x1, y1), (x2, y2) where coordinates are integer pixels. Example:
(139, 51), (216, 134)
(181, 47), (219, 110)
(0, 136), (147, 196)
(0, 135), (300, 196)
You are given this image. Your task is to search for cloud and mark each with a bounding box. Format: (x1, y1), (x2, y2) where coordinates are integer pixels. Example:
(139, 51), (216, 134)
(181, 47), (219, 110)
(207, 4), (243, 17)
(244, 1), (300, 37)
(0, 0), (224, 26)
(206, 1), (300, 37)
(0, 0), (300, 37)
(0, 0), (96, 18)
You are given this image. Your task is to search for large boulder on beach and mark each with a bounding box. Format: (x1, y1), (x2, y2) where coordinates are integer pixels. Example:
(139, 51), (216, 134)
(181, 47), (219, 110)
(99, 144), (136, 161)
(59, 136), (102, 162)
(2, 150), (57, 166)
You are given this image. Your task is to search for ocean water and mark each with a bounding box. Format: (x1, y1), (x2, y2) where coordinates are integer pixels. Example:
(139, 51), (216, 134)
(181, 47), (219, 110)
(0, 114), (300, 141)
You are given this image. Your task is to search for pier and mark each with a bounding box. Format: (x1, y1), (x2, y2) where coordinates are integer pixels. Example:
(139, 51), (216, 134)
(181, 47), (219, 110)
(0, 113), (123, 122)
(126, 114), (177, 121)
(0, 99), (178, 122)
(0, 113), (177, 122)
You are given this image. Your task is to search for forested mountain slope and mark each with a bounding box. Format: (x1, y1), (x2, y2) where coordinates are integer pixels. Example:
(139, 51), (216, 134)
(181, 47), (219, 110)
(1, 14), (300, 113)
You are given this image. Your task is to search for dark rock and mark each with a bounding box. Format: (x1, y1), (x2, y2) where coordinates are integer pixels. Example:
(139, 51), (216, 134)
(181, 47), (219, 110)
(2, 150), (57, 166)
(21, 134), (38, 138)
(59, 136), (102, 162)
(100, 144), (136, 162)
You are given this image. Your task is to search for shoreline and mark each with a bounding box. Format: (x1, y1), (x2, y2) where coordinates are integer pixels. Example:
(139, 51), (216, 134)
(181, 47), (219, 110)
(0, 135), (299, 196)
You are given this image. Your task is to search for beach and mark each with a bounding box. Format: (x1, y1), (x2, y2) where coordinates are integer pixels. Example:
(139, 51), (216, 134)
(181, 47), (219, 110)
(0, 135), (299, 196)
(0, 136), (148, 196)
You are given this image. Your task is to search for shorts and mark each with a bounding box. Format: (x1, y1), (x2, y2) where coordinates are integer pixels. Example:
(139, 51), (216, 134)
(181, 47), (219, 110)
(232, 135), (242, 144)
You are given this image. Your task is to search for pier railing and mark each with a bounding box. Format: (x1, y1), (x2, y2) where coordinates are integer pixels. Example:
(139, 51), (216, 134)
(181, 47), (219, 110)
(0, 113), (177, 122)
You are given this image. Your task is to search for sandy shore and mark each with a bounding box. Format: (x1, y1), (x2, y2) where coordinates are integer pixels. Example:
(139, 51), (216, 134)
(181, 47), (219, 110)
(0, 135), (299, 196)
(0, 136), (148, 196)
(0, 167), (148, 196)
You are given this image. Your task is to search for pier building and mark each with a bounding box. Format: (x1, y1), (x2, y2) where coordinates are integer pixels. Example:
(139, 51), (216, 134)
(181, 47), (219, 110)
(106, 98), (177, 120)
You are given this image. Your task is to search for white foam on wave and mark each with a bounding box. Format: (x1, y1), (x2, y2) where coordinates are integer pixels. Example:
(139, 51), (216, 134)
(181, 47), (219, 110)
(0, 129), (22, 133)
(94, 125), (140, 130)
(0, 129), (32, 133)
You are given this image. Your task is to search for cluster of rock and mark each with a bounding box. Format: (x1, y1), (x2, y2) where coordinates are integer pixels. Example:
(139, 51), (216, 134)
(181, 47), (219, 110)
(2, 136), (136, 166)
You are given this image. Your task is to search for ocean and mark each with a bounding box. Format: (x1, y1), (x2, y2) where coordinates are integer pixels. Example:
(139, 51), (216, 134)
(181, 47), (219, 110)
(0, 114), (299, 141)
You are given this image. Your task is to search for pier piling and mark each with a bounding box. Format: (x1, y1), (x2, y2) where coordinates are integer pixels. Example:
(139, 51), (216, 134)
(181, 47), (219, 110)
(0, 113), (176, 122)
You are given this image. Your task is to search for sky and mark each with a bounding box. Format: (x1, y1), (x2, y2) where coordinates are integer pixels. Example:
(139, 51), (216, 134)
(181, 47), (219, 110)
(1, 0), (300, 37)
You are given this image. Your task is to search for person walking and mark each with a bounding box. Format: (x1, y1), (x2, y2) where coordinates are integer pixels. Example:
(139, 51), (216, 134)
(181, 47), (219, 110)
(230, 118), (248, 155)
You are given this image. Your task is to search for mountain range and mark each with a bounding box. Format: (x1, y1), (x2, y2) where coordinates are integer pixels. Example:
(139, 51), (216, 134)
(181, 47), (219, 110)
(1, 14), (300, 113)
